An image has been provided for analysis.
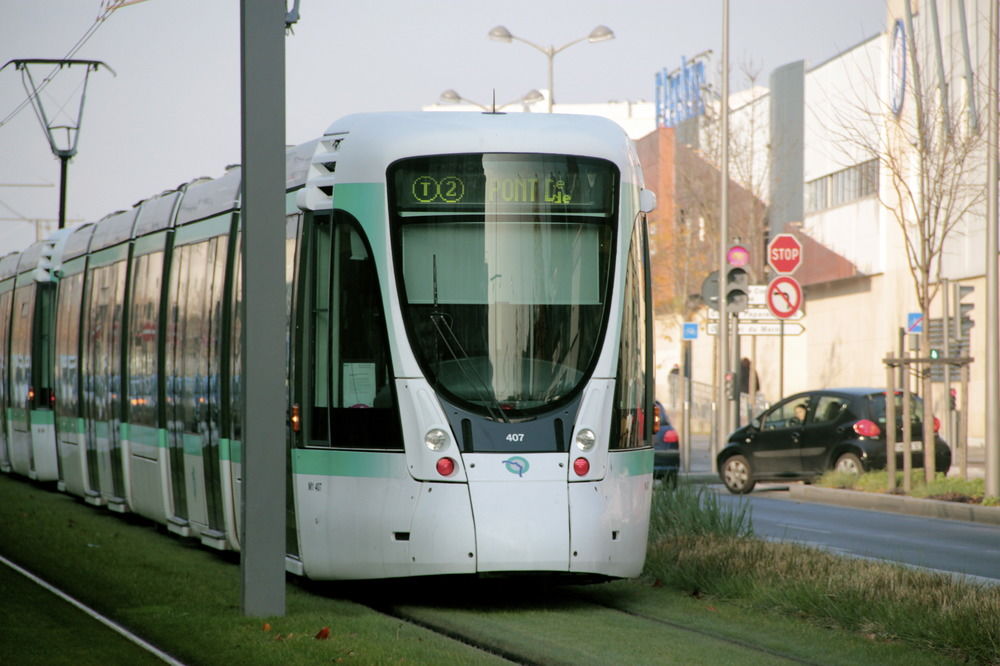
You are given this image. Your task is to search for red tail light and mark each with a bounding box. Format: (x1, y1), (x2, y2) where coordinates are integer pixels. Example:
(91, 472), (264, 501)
(290, 404), (301, 432)
(573, 457), (590, 476)
(49, 391), (55, 409)
(436, 457), (456, 476)
(853, 419), (881, 438)
(28, 386), (35, 403)
(933, 416), (941, 433)
(663, 428), (679, 444)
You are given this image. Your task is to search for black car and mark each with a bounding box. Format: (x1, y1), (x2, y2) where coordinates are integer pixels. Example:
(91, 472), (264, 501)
(653, 401), (680, 485)
(717, 387), (952, 494)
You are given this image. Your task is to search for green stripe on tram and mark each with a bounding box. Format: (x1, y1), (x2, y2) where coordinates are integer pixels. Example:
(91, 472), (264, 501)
(58, 417), (85, 435)
(612, 447), (654, 476)
(293, 448), (405, 478)
(29, 410), (54, 426)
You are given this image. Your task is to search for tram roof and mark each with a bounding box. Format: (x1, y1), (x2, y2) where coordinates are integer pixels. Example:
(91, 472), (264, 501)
(321, 112), (638, 178)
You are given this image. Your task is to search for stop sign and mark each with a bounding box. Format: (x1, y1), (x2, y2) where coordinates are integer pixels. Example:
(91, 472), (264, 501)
(768, 233), (803, 274)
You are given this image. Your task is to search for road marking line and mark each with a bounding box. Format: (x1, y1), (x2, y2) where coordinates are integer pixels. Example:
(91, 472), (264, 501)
(0, 554), (186, 665)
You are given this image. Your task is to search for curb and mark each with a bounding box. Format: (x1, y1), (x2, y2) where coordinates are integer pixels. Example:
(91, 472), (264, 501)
(787, 484), (1000, 526)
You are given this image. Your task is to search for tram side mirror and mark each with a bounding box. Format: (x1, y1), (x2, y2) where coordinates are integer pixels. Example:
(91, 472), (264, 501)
(639, 188), (657, 213)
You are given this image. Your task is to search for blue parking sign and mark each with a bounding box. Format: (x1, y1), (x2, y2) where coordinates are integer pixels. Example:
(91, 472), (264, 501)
(907, 312), (923, 333)
(682, 322), (699, 340)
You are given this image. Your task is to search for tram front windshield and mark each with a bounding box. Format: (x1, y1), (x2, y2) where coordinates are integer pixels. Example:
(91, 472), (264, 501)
(389, 153), (617, 419)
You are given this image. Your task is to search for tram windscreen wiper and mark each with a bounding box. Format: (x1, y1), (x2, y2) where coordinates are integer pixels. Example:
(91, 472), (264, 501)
(429, 255), (509, 423)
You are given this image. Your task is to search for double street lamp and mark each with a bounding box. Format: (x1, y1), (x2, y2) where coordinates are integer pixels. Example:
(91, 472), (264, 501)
(439, 88), (544, 112)
(488, 25), (615, 112)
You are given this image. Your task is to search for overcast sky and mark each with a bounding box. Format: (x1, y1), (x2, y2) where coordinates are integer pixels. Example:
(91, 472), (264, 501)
(0, 1), (885, 253)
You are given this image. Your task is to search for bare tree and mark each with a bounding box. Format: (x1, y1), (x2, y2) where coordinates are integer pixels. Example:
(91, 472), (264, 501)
(824, 13), (986, 481)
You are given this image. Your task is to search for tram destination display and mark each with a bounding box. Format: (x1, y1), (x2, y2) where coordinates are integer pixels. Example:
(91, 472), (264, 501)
(391, 154), (617, 215)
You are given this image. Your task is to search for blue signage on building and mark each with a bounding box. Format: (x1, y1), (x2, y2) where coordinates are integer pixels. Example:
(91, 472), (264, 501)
(655, 55), (708, 128)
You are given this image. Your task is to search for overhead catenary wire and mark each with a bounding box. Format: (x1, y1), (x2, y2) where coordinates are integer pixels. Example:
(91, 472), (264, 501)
(0, 0), (142, 129)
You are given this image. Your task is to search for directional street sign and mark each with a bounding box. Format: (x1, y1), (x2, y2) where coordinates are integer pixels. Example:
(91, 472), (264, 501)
(682, 322), (699, 340)
(708, 306), (803, 321)
(907, 312), (923, 333)
(766, 275), (803, 319)
(707, 321), (805, 336)
(768, 233), (803, 274)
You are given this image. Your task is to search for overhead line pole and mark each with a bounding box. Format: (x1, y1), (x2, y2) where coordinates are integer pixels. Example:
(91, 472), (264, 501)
(985, 0), (999, 498)
(239, 0), (287, 617)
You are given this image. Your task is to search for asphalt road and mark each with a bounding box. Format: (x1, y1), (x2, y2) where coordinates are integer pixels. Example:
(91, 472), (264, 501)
(680, 433), (1000, 584)
(719, 487), (1000, 583)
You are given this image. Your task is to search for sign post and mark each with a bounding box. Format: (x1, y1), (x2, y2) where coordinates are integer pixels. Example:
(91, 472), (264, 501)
(768, 233), (804, 401)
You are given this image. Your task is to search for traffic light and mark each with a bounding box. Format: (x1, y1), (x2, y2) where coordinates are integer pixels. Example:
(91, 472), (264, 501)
(929, 348), (940, 360)
(953, 284), (974, 355)
(725, 267), (749, 313)
(724, 371), (736, 399)
(949, 388), (957, 410)
(700, 270), (719, 310)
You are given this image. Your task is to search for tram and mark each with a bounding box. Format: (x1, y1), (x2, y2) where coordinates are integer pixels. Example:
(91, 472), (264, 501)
(0, 112), (656, 580)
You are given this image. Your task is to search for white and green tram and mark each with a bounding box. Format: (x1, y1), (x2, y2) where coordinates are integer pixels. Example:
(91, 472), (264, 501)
(5, 112), (657, 580)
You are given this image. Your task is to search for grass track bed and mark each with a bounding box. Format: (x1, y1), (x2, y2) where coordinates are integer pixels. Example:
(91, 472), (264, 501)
(0, 473), (993, 664)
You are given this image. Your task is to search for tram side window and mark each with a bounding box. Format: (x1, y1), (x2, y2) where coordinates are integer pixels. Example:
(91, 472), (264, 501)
(307, 216), (402, 450)
(11, 286), (35, 413)
(128, 251), (164, 428)
(169, 239), (226, 437)
(54, 272), (84, 419)
(229, 213), (299, 445)
(611, 220), (648, 450)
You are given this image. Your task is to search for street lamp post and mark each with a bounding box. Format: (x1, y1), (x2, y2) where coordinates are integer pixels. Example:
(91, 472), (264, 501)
(439, 88), (544, 112)
(488, 25), (614, 113)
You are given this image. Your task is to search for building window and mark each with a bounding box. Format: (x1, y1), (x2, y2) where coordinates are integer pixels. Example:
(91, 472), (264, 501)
(804, 158), (878, 214)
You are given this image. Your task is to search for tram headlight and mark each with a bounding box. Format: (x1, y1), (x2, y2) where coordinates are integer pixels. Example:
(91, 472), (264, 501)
(425, 428), (450, 451)
(574, 428), (597, 451)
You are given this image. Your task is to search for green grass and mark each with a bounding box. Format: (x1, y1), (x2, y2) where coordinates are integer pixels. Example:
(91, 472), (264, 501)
(0, 475), (502, 666)
(1, 473), (994, 665)
(644, 482), (1000, 664)
(817, 467), (1000, 505)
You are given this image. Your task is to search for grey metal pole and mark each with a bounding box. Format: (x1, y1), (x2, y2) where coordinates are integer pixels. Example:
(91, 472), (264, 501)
(942, 278), (952, 448)
(239, 0), (287, 617)
(547, 49), (554, 113)
(885, 355), (897, 493)
(715, 0), (730, 471)
(902, 353), (912, 494)
(57, 154), (68, 230)
(987, 0), (999, 498)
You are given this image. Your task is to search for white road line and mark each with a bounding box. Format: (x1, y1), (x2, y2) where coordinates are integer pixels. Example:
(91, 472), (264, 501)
(0, 554), (186, 665)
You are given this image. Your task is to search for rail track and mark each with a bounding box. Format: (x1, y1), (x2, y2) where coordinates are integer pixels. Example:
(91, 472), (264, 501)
(330, 577), (820, 665)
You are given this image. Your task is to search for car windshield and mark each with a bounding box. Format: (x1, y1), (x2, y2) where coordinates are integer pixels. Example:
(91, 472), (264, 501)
(388, 153), (617, 419)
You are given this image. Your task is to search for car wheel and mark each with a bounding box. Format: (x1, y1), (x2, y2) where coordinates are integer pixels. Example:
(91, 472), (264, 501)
(834, 452), (863, 476)
(722, 455), (755, 494)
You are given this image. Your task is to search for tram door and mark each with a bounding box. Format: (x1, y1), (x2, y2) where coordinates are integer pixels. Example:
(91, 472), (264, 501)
(82, 258), (129, 507)
(164, 229), (228, 541)
(7, 281), (33, 476)
(0, 284), (13, 471)
(295, 214), (404, 567)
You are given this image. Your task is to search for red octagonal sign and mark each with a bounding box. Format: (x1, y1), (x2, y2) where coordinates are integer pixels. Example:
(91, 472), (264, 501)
(768, 233), (803, 274)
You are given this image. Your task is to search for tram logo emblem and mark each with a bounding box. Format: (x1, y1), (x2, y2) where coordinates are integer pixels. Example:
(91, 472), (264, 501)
(502, 456), (529, 477)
